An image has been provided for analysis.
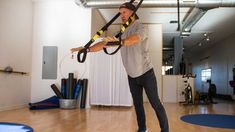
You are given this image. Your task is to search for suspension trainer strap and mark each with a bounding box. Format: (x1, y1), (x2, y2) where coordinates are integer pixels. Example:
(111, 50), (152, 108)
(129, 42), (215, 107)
(77, 0), (136, 63)
(103, 34), (123, 55)
(77, 13), (120, 63)
(103, 0), (144, 55)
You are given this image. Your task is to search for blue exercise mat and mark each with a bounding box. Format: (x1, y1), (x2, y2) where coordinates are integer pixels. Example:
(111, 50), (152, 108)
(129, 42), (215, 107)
(28, 96), (59, 110)
(181, 114), (235, 129)
(0, 122), (33, 132)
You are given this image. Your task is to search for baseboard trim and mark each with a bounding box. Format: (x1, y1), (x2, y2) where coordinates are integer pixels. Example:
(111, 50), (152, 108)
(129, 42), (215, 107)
(215, 94), (233, 101)
(0, 104), (28, 112)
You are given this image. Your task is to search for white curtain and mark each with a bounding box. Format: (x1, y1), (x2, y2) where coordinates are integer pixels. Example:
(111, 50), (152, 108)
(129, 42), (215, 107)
(89, 47), (133, 106)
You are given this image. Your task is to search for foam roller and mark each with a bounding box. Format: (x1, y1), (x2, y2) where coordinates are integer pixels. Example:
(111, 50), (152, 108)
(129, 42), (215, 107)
(51, 84), (64, 99)
(73, 79), (82, 99)
(67, 73), (74, 99)
(61, 78), (67, 99)
(80, 79), (88, 108)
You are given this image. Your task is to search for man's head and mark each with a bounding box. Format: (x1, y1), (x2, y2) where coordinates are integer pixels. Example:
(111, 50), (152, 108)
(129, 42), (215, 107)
(119, 2), (138, 23)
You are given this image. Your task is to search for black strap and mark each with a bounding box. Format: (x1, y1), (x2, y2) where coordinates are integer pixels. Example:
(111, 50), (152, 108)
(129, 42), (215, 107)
(77, 0), (136, 63)
(77, 13), (120, 63)
(103, 0), (144, 55)
(103, 34), (122, 55)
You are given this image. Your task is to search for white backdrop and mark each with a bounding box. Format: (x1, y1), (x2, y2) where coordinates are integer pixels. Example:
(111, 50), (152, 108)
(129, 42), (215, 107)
(89, 45), (132, 106)
(146, 24), (163, 102)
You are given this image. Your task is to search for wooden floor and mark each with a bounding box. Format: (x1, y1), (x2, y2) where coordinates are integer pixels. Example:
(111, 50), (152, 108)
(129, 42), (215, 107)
(0, 100), (234, 132)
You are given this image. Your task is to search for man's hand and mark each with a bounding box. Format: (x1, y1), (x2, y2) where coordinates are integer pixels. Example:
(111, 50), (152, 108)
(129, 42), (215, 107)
(70, 46), (84, 53)
(103, 36), (120, 46)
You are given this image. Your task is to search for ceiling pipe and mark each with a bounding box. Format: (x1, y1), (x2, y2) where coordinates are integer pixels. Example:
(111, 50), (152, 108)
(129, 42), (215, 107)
(181, 7), (208, 36)
(76, 0), (87, 6)
(75, 0), (235, 37)
(75, 0), (235, 9)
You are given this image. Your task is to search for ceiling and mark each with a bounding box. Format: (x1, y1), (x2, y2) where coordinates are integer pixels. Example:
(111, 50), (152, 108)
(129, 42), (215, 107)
(99, 7), (235, 50)
(76, 0), (235, 62)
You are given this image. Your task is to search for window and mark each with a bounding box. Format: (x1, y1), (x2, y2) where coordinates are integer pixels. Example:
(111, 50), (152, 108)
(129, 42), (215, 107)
(201, 68), (211, 82)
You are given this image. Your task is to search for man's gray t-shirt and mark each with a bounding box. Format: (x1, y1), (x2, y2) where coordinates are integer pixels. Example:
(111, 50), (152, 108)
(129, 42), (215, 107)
(120, 20), (153, 78)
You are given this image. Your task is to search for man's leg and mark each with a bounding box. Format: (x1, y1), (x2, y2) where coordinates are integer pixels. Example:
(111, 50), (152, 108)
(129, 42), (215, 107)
(142, 69), (169, 132)
(128, 76), (146, 132)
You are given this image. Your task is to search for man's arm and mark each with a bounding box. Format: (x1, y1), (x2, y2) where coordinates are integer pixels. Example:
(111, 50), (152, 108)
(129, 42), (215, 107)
(122, 34), (141, 46)
(103, 34), (141, 46)
(70, 41), (106, 53)
(89, 41), (107, 52)
(70, 33), (141, 53)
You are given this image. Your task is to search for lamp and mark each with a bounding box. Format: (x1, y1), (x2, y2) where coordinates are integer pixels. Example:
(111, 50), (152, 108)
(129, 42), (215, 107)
(197, 32), (212, 46)
(206, 36), (210, 41)
(181, 31), (191, 37)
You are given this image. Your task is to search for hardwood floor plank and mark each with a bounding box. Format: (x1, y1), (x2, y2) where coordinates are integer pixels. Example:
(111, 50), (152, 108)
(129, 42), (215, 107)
(0, 101), (234, 132)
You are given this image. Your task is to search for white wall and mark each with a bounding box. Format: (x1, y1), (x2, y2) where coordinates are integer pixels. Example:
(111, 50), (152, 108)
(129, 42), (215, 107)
(91, 9), (107, 36)
(191, 33), (235, 96)
(147, 24), (163, 101)
(163, 76), (177, 103)
(0, 0), (33, 111)
(163, 75), (195, 103)
(31, 0), (92, 103)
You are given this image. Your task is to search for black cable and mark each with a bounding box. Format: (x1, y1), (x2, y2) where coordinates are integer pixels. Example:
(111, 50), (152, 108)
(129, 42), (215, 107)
(177, 0), (180, 31)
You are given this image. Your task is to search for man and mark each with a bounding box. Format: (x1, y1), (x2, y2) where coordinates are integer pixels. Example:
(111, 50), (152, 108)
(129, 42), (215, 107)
(71, 2), (169, 132)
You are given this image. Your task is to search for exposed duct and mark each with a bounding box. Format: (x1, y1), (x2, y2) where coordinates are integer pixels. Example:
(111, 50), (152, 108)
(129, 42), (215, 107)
(181, 7), (208, 36)
(75, 0), (235, 37)
(76, 0), (235, 9)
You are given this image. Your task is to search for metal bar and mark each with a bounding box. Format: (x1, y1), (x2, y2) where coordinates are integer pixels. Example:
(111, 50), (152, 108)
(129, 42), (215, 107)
(0, 69), (28, 75)
(76, 0), (235, 8)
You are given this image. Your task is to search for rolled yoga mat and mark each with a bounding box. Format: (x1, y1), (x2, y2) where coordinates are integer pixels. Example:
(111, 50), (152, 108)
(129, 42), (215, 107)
(73, 79), (77, 98)
(67, 73), (74, 99)
(29, 96), (59, 110)
(51, 84), (64, 99)
(73, 79), (82, 99)
(80, 79), (88, 108)
(61, 78), (67, 99)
